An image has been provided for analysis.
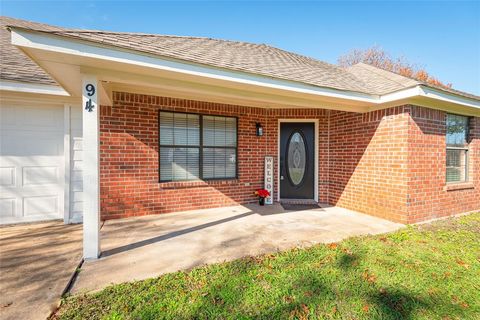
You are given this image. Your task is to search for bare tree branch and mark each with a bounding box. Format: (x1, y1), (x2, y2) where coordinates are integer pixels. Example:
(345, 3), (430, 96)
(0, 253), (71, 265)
(338, 46), (452, 89)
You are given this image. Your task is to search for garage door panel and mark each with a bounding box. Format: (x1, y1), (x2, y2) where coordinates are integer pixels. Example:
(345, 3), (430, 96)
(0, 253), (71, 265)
(0, 198), (15, 218)
(0, 167), (15, 187)
(0, 105), (63, 130)
(0, 104), (65, 224)
(0, 134), (62, 157)
(21, 107), (63, 128)
(22, 166), (59, 186)
(1, 155), (63, 165)
(23, 195), (59, 216)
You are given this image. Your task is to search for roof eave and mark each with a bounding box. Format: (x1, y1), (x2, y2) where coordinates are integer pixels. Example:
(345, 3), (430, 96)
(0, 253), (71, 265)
(370, 85), (480, 116)
(8, 26), (480, 115)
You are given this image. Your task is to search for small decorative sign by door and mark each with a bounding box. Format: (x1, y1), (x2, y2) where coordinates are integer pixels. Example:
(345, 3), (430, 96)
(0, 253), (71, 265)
(264, 156), (274, 205)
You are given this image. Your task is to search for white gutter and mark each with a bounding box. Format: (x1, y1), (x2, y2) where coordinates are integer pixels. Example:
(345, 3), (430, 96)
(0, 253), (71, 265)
(0, 79), (70, 96)
(419, 86), (480, 109)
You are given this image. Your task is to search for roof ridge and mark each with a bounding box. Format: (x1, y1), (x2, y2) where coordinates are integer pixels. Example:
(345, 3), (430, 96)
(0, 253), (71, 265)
(51, 29), (216, 39)
(42, 26), (273, 48)
(264, 44), (347, 70)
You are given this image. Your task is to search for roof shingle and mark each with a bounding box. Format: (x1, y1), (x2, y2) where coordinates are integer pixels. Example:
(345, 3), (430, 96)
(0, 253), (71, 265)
(0, 16), (60, 85)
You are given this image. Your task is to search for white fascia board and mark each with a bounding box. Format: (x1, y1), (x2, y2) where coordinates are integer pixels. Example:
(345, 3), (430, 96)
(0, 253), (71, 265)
(378, 86), (422, 103)
(10, 28), (377, 103)
(378, 85), (480, 112)
(0, 79), (69, 96)
(419, 86), (480, 110)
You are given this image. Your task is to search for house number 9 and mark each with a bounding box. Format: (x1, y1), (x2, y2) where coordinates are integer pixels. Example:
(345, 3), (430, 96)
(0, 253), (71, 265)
(85, 83), (96, 96)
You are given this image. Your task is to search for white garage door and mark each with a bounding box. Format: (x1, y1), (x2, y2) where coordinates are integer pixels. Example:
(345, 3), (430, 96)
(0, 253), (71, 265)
(0, 103), (65, 224)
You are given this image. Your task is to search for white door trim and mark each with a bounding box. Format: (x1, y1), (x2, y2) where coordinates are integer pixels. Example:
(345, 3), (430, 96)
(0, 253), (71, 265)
(277, 119), (319, 202)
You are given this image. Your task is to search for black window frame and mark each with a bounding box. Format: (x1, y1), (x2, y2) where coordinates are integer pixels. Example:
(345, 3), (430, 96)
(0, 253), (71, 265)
(158, 110), (239, 182)
(446, 113), (470, 184)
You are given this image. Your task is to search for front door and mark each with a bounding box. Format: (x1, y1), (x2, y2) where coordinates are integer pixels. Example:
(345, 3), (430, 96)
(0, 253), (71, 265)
(280, 122), (314, 199)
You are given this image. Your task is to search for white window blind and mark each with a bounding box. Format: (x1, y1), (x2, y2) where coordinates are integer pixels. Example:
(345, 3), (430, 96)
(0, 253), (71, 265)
(202, 116), (237, 179)
(159, 111), (237, 181)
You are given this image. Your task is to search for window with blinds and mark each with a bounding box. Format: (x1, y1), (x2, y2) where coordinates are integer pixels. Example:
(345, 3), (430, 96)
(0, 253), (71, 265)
(159, 111), (237, 182)
(446, 114), (469, 183)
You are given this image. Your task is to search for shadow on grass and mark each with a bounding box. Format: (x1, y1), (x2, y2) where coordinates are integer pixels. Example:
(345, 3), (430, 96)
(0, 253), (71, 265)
(189, 251), (467, 320)
(57, 241), (474, 320)
(337, 252), (360, 269)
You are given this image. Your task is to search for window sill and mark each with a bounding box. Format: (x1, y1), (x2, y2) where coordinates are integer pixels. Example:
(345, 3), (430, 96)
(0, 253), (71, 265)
(443, 182), (475, 191)
(159, 179), (240, 189)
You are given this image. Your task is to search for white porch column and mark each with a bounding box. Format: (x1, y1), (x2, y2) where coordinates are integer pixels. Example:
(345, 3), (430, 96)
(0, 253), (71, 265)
(82, 74), (101, 259)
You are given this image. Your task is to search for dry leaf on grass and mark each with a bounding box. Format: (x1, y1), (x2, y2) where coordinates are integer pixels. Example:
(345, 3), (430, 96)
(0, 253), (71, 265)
(456, 260), (470, 269)
(362, 271), (377, 283)
(328, 243), (338, 249)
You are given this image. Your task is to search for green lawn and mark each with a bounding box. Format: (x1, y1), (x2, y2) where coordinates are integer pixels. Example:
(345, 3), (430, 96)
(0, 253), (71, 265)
(54, 213), (480, 320)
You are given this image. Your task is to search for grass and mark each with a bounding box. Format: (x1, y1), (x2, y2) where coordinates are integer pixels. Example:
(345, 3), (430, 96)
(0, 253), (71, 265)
(54, 213), (480, 320)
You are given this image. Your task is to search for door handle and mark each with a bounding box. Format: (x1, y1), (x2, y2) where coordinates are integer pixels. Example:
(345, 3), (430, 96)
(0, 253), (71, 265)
(280, 175), (284, 180)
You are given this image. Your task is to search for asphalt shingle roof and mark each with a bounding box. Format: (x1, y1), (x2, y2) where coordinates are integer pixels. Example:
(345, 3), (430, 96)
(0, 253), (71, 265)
(1, 16), (478, 101)
(346, 63), (419, 95)
(347, 62), (480, 100)
(0, 16), (60, 85)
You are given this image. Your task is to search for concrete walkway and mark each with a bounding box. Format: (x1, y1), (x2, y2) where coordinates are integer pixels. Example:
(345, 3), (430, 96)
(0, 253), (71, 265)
(0, 221), (82, 320)
(73, 204), (403, 294)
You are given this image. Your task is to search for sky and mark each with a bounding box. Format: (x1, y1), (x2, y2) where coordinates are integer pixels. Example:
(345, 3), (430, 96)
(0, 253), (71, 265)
(2, 1), (480, 95)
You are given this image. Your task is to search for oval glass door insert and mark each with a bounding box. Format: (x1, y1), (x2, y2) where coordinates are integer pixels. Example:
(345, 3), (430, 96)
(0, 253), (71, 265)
(287, 131), (306, 186)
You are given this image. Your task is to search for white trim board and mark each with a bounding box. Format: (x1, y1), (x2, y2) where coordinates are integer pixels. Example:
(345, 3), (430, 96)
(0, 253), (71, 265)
(277, 119), (319, 203)
(0, 79), (69, 96)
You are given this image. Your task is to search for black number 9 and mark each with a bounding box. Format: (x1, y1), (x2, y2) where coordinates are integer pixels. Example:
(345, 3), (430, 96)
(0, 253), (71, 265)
(86, 84), (95, 97)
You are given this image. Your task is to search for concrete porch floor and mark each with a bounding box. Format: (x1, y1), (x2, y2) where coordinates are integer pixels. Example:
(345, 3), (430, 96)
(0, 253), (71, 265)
(73, 204), (403, 294)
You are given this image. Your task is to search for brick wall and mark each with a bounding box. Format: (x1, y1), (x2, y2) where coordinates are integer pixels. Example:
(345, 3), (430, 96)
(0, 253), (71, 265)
(328, 107), (410, 222)
(100, 92), (329, 219)
(406, 106), (480, 223)
(100, 92), (479, 222)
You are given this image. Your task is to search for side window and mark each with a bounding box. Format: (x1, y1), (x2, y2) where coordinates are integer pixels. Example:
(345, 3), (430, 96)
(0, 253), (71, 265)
(446, 114), (469, 183)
